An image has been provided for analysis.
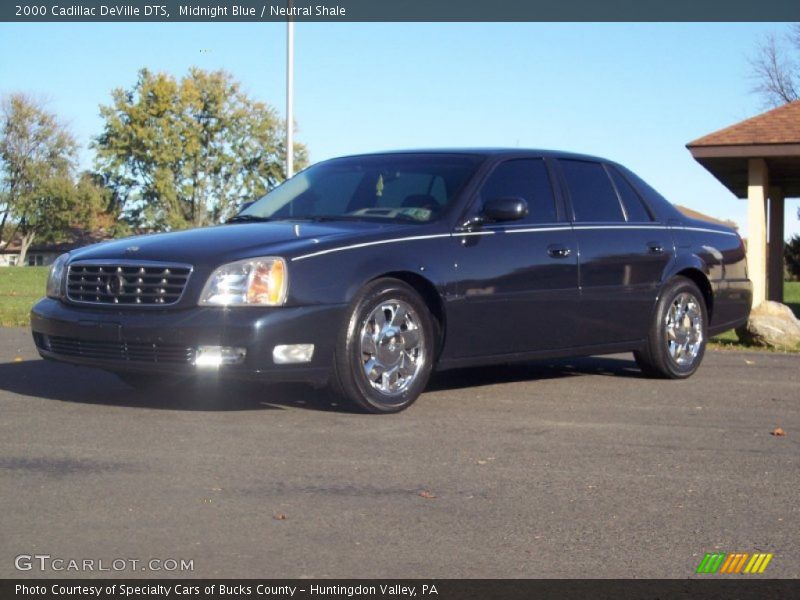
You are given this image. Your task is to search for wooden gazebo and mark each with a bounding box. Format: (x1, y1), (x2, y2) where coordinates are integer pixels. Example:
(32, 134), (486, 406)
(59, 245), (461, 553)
(687, 101), (800, 307)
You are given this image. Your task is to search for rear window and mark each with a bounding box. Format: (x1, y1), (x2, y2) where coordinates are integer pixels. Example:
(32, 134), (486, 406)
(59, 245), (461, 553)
(608, 167), (653, 222)
(559, 159), (625, 223)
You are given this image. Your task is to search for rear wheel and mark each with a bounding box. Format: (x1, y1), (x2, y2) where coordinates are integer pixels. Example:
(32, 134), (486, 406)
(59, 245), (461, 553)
(330, 278), (435, 413)
(635, 276), (708, 379)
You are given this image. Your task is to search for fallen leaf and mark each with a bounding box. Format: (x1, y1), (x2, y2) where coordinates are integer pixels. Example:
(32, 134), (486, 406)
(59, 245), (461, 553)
(744, 359), (755, 365)
(273, 513), (287, 520)
(477, 460), (488, 465)
(770, 427), (786, 437)
(13, 356), (23, 362)
(418, 490), (437, 499)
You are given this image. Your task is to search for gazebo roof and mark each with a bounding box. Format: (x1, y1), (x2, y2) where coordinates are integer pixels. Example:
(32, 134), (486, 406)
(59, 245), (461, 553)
(687, 100), (800, 198)
(689, 100), (800, 146)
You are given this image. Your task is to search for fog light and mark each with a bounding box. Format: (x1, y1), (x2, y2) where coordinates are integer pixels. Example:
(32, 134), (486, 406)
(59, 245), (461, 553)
(273, 344), (314, 364)
(194, 345), (246, 368)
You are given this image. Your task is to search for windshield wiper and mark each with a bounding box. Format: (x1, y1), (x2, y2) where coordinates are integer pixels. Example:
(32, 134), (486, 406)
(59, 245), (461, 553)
(280, 215), (356, 222)
(304, 215), (350, 222)
(290, 215), (412, 223)
(226, 214), (273, 223)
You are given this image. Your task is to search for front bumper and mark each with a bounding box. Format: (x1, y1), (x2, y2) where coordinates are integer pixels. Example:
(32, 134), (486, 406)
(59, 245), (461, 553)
(30, 298), (347, 384)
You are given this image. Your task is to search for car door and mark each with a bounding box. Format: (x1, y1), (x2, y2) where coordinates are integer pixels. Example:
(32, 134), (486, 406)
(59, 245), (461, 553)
(555, 159), (673, 347)
(446, 157), (579, 358)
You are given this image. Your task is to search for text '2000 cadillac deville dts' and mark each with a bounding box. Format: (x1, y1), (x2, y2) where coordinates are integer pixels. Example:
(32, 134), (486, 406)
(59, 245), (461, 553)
(31, 149), (752, 413)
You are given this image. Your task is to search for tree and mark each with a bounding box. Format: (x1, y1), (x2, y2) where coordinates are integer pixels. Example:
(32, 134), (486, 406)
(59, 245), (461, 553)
(750, 24), (800, 106)
(94, 68), (307, 231)
(14, 175), (78, 263)
(0, 94), (78, 265)
(786, 235), (800, 281)
(73, 171), (130, 238)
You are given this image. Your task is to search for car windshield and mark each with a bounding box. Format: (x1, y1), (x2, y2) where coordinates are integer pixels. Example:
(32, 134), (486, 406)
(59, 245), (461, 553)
(237, 154), (483, 223)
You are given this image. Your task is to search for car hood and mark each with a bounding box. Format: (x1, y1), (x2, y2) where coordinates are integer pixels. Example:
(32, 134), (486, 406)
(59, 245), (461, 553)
(68, 221), (415, 266)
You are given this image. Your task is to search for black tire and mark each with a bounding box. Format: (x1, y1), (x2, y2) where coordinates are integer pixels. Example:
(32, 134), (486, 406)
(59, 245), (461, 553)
(115, 372), (185, 391)
(330, 278), (436, 414)
(634, 276), (708, 379)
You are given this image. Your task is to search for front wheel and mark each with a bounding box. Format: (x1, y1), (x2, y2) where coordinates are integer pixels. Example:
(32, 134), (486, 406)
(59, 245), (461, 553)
(330, 278), (435, 413)
(634, 276), (708, 379)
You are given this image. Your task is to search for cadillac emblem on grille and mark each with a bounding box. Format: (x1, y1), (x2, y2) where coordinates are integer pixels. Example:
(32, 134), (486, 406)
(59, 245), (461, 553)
(66, 262), (192, 306)
(106, 272), (125, 297)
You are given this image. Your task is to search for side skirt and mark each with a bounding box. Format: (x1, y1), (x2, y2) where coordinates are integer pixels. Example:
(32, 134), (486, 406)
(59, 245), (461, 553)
(436, 340), (644, 370)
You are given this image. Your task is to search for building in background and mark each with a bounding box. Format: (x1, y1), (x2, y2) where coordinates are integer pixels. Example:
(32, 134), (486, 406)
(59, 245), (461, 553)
(687, 100), (800, 307)
(0, 230), (110, 267)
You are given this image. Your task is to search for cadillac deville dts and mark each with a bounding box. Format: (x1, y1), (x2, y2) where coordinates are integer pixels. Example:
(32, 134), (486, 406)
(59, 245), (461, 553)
(31, 150), (752, 413)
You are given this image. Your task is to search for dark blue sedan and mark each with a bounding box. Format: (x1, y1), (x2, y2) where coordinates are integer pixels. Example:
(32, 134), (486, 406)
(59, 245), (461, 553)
(31, 150), (752, 413)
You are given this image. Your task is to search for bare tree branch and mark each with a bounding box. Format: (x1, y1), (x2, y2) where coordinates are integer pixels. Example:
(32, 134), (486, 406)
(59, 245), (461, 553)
(750, 30), (800, 107)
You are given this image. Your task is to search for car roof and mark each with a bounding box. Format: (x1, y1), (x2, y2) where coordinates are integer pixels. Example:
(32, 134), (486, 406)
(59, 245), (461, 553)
(330, 148), (612, 163)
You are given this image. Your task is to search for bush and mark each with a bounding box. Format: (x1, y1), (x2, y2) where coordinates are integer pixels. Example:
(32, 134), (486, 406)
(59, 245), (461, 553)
(786, 235), (800, 281)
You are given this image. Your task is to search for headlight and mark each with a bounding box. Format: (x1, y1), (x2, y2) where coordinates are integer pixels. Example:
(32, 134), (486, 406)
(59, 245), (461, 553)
(46, 253), (70, 299)
(199, 257), (288, 306)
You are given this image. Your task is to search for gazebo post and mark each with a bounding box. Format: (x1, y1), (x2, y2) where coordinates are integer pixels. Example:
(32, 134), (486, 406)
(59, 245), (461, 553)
(768, 187), (785, 303)
(747, 158), (769, 308)
(687, 99), (800, 317)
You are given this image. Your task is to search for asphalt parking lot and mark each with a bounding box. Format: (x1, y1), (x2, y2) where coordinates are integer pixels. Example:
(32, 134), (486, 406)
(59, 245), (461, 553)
(0, 327), (797, 579)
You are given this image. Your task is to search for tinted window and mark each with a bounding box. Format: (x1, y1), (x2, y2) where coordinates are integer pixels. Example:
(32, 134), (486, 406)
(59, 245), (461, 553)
(559, 160), (625, 223)
(376, 173), (447, 209)
(243, 154), (482, 223)
(479, 159), (557, 224)
(608, 167), (652, 222)
(269, 170), (363, 218)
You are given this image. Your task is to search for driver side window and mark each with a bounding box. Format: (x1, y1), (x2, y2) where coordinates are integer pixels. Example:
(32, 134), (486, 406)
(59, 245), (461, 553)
(479, 159), (558, 224)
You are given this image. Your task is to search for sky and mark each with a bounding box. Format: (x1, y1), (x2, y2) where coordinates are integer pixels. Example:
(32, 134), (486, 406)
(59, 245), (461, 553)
(1, 21), (798, 238)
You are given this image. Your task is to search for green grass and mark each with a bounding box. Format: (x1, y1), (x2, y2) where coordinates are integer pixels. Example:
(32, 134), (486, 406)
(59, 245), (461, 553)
(0, 267), (48, 327)
(784, 280), (800, 318)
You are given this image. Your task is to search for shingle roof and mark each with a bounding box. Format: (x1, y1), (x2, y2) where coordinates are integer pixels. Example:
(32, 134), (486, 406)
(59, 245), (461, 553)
(0, 229), (111, 254)
(675, 205), (738, 230)
(687, 100), (800, 147)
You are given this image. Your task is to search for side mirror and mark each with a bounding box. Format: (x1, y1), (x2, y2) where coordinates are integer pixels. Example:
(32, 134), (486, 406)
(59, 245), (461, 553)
(482, 197), (528, 222)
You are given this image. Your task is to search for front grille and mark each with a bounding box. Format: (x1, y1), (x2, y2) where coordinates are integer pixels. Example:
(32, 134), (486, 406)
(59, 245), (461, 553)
(66, 262), (192, 306)
(37, 334), (194, 364)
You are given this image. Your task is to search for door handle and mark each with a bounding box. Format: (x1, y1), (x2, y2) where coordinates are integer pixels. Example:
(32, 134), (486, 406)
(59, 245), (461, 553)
(647, 242), (665, 254)
(547, 244), (572, 259)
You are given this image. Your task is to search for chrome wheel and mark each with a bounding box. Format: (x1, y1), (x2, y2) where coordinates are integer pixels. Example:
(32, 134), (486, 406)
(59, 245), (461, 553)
(665, 292), (704, 366)
(359, 299), (426, 396)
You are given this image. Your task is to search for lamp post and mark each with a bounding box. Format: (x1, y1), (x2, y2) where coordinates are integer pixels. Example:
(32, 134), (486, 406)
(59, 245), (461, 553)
(286, 16), (294, 179)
